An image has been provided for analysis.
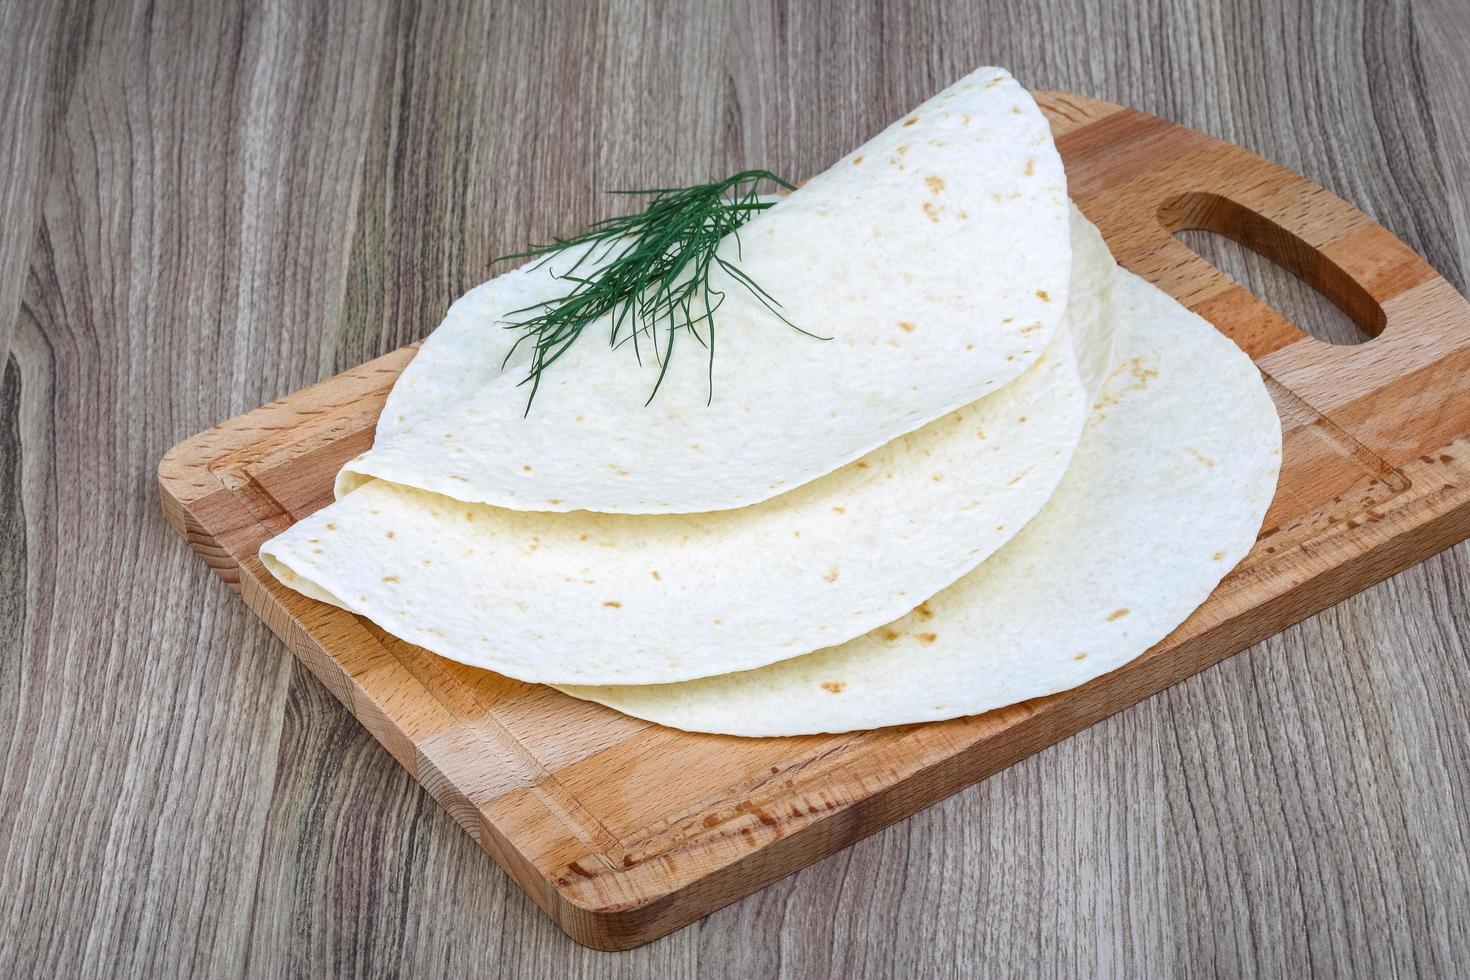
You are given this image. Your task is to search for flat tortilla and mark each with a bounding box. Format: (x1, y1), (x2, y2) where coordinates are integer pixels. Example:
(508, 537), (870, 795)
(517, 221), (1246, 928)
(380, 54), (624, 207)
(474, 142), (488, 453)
(259, 212), (1114, 686)
(560, 269), (1282, 731)
(336, 66), (1071, 514)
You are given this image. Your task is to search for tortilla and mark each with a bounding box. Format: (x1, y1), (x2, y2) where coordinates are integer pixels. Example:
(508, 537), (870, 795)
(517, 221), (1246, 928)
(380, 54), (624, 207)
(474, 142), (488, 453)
(336, 66), (1071, 514)
(559, 269), (1282, 732)
(259, 211), (1114, 686)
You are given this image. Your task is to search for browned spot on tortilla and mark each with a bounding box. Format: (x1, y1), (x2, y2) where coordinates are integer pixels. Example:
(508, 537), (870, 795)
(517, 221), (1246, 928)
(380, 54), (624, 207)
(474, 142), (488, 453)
(1107, 608), (1130, 621)
(547, 498), (562, 505)
(856, 461), (869, 469)
(1212, 551), (1226, 560)
(382, 576), (399, 583)
(1187, 448), (1216, 468)
(1018, 415), (1028, 423)
(922, 202), (940, 222)
(651, 570), (662, 580)
(1036, 289), (1050, 301)
(324, 523), (336, 531)
(823, 568), (840, 583)
(898, 320), (916, 332)
(852, 155), (863, 165)
(1074, 652), (1088, 661)
(385, 531), (395, 539)
(1024, 158), (1035, 176)
(962, 113), (972, 124)
(832, 506), (846, 514)
(903, 116), (919, 126)
(464, 511), (475, 521)
(880, 627), (902, 642)
(821, 681), (846, 694)
(924, 176), (945, 194)
(1011, 106), (1022, 115)
(522, 464), (532, 472)
(931, 474), (943, 482)
(916, 601), (934, 620)
(917, 632), (938, 644)
(603, 601), (622, 608)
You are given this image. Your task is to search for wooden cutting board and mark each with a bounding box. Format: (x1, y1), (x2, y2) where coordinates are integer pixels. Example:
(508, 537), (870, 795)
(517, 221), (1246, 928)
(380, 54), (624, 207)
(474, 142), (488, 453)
(158, 92), (1470, 950)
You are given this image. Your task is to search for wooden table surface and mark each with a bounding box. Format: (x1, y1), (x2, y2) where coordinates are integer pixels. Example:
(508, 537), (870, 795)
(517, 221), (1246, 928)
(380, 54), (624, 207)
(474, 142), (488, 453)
(4, 0), (1469, 976)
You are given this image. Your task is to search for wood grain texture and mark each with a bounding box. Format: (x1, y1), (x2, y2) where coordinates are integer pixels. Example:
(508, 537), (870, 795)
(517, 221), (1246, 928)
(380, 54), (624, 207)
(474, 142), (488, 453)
(3, 0), (1468, 974)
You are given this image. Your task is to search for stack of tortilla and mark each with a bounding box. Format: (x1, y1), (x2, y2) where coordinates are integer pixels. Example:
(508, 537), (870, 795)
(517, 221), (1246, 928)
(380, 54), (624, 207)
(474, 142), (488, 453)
(261, 67), (1282, 736)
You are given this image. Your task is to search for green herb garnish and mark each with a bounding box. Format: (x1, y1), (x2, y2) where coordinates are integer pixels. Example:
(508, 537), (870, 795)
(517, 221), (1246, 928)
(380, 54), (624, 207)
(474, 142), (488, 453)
(496, 170), (824, 411)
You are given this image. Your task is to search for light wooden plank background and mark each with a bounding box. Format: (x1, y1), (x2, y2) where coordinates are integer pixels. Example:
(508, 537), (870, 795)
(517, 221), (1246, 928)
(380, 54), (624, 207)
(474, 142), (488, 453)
(3, 0), (1468, 976)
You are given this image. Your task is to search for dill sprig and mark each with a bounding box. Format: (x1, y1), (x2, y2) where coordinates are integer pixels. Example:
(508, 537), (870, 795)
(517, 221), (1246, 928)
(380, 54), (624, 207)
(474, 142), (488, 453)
(496, 169), (823, 411)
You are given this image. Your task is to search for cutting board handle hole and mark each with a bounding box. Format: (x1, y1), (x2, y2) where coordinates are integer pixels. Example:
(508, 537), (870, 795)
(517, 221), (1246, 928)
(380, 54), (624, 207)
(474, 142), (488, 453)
(1158, 191), (1384, 345)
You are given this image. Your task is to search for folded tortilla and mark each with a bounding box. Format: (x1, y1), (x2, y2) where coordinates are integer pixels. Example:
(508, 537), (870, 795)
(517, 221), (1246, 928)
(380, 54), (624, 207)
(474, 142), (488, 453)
(336, 66), (1071, 514)
(559, 269), (1282, 732)
(260, 211), (1114, 685)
